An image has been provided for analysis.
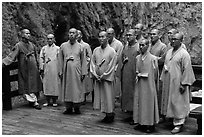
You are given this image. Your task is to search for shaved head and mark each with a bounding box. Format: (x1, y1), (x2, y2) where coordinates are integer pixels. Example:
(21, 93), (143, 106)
(69, 28), (77, 33)
(150, 29), (159, 35)
(21, 29), (30, 34)
(77, 30), (82, 36)
(168, 28), (178, 35)
(21, 29), (30, 41)
(127, 29), (135, 35)
(107, 28), (115, 34)
(47, 34), (54, 39)
(99, 31), (107, 37)
(134, 23), (144, 30)
(174, 32), (183, 41)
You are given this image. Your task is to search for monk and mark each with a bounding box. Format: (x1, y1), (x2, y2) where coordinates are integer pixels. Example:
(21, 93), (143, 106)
(160, 33), (195, 134)
(90, 31), (117, 123)
(39, 34), (60, 107)
(77, 30), (93, 102)
(133, 23), (145, 44)
(149, 28), (167, 119)
(2, 29), (42, 110)
(58, 28), (87, 114)
(166, 29), (186, 51)
(133, 39), (159, 133)
(119, 29), (140, 124)
(106, 28), (123, 101)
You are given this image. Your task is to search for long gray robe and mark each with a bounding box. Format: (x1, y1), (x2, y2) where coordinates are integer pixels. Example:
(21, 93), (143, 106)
(58, 41), (87, 103)
(90, 45), (117, 113)
(3, 41), (42, 95)
(109, 38), (123, 98)
(160, 47), (195, 118)
(120, 43), (139, 111)
(39, 44), (60, 96)
(133, 52), (159, 125)
(79, 40), (93, 93)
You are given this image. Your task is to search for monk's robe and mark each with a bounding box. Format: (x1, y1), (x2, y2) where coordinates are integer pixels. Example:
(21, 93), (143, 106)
(39, 44), (60, 97)
(90, 45), (117, 113)
(133, 52), (159, 125)
(79, 40), (93, 94)
(120, 43), (139, 112)
(58, 41), (87, 103)
(160, 47), (195, 119)
(3, 41), (42, 95)
(109, 37), (123, 99)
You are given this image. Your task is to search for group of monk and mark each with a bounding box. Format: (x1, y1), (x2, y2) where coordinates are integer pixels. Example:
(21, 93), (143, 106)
(2, 23), (195, 134)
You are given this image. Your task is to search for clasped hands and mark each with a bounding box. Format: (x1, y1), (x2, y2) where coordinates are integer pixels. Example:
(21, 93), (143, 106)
(66, 56), (74, 61)
(179, 85), (186, 94)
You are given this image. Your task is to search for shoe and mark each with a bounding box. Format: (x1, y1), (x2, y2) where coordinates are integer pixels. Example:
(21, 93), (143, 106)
(158, 117), (166, 124)
(43, 103), (48, 107)
(171, 125), (183, 134)
(74, 109), (81, 114)
(53, 103), (58, 107)
(145, 125), (155, 133)
(103, 116), (114, 123)
(63, 109), (73, 114)
(101, 116), (108, 123)
(134, 124), (142, 130)
(129, 121), (138, 125)
(34, 105), (42, 110)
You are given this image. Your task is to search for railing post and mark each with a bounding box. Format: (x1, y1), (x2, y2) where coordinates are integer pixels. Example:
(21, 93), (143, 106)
(2, 66), (12, 110)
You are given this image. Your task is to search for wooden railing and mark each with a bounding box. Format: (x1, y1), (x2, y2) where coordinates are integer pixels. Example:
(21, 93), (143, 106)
(2, 62), (202, 110)
(2, 62), (19, 110)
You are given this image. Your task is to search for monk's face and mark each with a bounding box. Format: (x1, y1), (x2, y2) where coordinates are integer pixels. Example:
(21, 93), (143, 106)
(150, 29), (159, 43)
(126, 29), (135, 43)
(171, 33), (182, 48)
(68, 28), (77, 41)
(168, 29), (177, 43)
(22, 29), (31, 40)
(77, 31), (82, 42)
(98, 31), (108, 46)
(47, 34), (55, 46)
(139, 40), (149, 54)
(107, 28), (114, 43)
(134, 24), (142, 36)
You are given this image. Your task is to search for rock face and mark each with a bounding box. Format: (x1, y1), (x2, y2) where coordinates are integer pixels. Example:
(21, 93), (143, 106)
(2, 2), (202, 64)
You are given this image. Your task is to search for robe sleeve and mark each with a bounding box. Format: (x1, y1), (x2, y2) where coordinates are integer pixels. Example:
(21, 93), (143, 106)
(100, 51), (117, 81)
(180, 52), (196, 86)
(115, 42), (124, 67)
(80, 45), (88, 76)
(39, 47), (45, 70)
(90, 49), (98, 79)
(115, 50), (124, 78)
(152, 57), (159, 92)
(58, 46), (64, 76)
(86, 44), (92, 69)
(2, 44), (20, 65)
(158, 44), (167, 66)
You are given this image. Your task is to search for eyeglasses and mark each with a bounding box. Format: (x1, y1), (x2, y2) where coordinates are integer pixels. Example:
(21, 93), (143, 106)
(172, 38), (180, 41)
(126, 34), (133, 36)
(150, 33), (157, 35)
(139, 44), (146, 47)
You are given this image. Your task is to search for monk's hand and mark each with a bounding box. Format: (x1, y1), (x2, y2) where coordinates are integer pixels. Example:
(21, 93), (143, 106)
(179, 85), (185, 94)
(96, 75), (101, 81)
(40, 69), (44, 78)
(81, 75), (85, 81)
(59, 73), (63, 79)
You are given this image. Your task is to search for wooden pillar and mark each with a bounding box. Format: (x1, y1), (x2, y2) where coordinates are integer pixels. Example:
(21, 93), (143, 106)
(2, 66), (12, 110)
